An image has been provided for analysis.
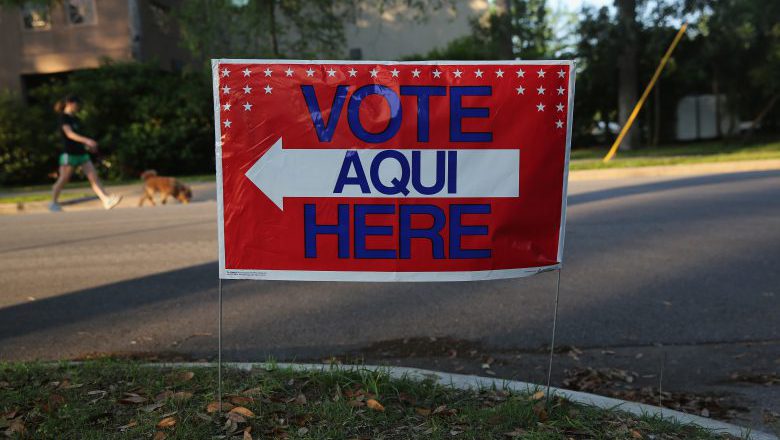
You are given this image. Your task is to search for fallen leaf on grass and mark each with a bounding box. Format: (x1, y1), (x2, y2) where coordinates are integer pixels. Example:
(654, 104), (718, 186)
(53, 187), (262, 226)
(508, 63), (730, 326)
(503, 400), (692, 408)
(230, 406), (255, 418)
(153, 431), (167, 440)
(415, 408), (431, 417)
(5, 419), (26, 436)
(344, 388), (369, 399)
(531, 391), (545, 401)
(532, 403), (548, 422)
(117, 420), (138, 432)
(366, 399), (384, 412)
(630, 429), (643, 438)
(244, 426), (253, 440)
(206, 401), (234, 413)
(142, 402), (165, 413)
(241, 387), (263, 396)
(172, 391), (193, 401)
(155, 390), (174, 401)
(228, 395), (254, 405)
(168, 371), (194, 383)
(118, 393), (147, 404)
(87, 390), (107, 404)
(228, 412), (247, 424)
(223, 419), (237, 435)
(295, 393), (307, 405)
(156, 416), (177, 429)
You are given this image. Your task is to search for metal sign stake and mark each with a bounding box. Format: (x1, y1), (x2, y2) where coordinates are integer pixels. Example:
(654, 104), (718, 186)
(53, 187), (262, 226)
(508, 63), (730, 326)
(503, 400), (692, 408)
(545, 269), (562, 402)
(218, 277), (223, 415)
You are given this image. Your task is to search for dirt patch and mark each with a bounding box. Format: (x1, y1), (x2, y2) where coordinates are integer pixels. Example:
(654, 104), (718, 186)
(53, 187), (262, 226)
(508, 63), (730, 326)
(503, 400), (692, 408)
(726, 372), (780, 386)
(355, 337), (491, 360)
(73, 351), (199, 363)
(562, 367), (749, 420)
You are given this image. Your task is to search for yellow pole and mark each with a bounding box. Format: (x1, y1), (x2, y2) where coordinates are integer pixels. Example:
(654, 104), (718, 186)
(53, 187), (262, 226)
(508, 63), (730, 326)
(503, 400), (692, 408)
(603, 22), (688, 163)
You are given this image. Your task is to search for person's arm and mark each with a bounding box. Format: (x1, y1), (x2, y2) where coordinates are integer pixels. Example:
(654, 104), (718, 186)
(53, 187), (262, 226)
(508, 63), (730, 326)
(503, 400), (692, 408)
(62, 124), (98, 150)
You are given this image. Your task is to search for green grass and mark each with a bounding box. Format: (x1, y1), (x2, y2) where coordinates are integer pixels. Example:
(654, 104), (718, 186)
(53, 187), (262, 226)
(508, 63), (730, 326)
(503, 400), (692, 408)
(0, 360), (735, 439)
(570, 140), (780, 171)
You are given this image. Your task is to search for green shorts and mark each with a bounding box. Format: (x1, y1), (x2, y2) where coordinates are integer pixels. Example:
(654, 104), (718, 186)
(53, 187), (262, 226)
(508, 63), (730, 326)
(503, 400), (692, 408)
(59, 153), (91, 167)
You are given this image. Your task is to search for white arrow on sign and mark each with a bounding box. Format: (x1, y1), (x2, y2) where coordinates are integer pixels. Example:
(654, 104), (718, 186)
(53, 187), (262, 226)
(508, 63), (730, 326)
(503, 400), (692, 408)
(245, 137), (519, 210)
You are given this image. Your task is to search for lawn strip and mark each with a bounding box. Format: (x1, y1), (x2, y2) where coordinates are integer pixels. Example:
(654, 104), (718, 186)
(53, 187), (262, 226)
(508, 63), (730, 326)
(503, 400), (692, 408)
(0, 360), (736, 439)
(570, 140), (780, 170)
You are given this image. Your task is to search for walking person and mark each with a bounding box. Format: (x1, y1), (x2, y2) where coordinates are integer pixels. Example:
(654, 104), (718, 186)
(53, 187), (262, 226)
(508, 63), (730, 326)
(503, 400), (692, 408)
(49, 95), (122, 212)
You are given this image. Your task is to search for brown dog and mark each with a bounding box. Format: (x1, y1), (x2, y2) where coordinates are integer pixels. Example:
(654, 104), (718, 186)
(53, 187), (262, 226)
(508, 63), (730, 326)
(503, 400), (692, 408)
(139, 170), (192, 206)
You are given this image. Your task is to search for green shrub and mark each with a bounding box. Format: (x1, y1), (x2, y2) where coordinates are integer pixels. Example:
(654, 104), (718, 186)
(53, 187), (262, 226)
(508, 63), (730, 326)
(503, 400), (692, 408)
(0, 91), (58, 186)
(1, 61), (215, 185)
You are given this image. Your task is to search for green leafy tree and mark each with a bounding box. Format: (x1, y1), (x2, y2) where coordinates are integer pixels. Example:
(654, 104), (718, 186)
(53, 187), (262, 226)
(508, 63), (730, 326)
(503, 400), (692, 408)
(175, 0), (454, 63)
(573, 6), (621, 145)
(175, 0), (345, 61)
(689, 0), (780, 135)
(404, 0), (551, 61)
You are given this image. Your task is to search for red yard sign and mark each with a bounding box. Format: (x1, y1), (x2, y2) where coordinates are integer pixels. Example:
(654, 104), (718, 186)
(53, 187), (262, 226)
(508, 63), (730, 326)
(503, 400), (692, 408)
(213, 60), (574, 281)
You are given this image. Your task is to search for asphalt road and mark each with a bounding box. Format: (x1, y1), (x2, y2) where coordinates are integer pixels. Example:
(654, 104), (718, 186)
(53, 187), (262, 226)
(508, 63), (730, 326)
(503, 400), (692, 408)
(1, 171), (778, 360)
(1, 171), (779, 428)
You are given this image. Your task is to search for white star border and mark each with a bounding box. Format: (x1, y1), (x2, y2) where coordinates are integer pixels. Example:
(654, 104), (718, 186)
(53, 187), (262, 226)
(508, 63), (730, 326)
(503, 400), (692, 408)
(214, 61), (574, 133)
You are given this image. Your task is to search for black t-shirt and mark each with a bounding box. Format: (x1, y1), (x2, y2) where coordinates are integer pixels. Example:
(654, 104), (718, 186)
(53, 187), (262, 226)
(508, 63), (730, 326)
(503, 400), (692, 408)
(60, 113), (87, 155)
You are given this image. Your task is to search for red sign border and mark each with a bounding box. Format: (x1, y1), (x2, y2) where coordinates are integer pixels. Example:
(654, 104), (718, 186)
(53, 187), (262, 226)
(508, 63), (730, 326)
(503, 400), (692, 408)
(212, 59), (575, 282)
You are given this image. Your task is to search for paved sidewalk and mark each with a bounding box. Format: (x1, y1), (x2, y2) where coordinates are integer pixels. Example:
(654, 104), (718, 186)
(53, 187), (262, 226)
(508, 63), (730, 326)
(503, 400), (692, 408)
(4, 158), (780, 215)
(0, 180), (216, 215)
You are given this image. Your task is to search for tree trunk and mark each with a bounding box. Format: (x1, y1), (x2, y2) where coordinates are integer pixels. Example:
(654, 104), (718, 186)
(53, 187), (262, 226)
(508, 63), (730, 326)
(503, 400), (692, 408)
(713, 71), (722, 138)
(498, 0), (515, 59)
(616, 0), (639, 149)
(269, 0), (280, 57)
(128, 0), (143, 60)
(652, 82), (660, 146)
(744, 93), (779, 142)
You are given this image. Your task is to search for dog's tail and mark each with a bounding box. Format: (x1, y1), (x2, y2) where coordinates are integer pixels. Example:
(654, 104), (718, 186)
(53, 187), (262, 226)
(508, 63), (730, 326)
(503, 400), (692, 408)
(140, 170), (157, 180)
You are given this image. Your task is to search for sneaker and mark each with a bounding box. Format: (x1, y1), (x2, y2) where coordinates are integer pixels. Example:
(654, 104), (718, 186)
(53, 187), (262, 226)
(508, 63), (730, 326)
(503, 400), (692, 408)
(48, 202), (62, 212)
(103, 194), (122, 210)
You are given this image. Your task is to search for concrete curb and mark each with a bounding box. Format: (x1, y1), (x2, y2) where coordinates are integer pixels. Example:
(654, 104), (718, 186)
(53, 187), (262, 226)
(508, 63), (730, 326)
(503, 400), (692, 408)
(569, 159), (780, 181)
(147, 361), (776, 440)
